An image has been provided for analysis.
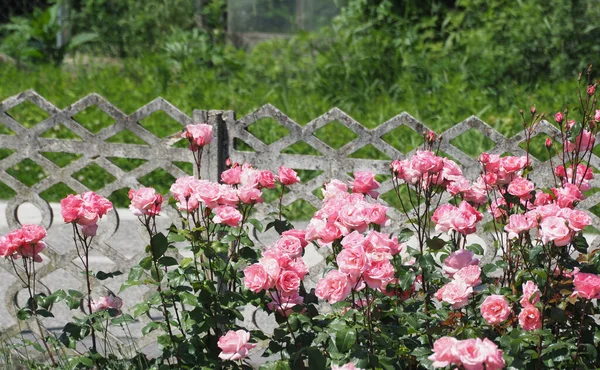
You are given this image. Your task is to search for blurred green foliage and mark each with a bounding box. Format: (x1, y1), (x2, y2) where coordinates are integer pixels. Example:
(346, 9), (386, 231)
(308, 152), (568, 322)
(0, 0), (598, 218)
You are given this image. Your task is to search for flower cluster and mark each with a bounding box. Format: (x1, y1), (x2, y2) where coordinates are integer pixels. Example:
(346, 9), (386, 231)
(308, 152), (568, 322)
(517, 281), (541, 331)
(60, 191), (113, 236)
(428, 337), (505, 370)
(391, 150), (463, 188)
(435, 250), (481, 309)
(305, 175), (389, 246)
(0, 224), (47, 262)
(572, 272), (600, 300)
(432, 201), (483, 235)
(244, 232), (308, 315)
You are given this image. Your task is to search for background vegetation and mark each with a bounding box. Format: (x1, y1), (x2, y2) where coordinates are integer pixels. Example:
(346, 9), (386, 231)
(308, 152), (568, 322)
(0, 0), (598, 215)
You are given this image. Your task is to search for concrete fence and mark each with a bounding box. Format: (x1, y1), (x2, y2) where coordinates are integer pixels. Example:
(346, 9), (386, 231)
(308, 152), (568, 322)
(1, 90), (600, 355)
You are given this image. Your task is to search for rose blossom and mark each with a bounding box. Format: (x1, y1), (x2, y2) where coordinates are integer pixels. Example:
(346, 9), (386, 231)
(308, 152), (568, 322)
(411, 150), (444, 174)
(518, 305), (541, 331)
(363, 259), (395, 289)
(315, 270), (351, 304)
(276, 270), (301, 296)
(504, 214), (537, 239)
(212, 206), (242, 227)
(482, 338), (506, 370)
(434, 279), (473, 309)
(480, 295), (511, 324)
(244, 264), (272, 292)
(221, 166), (242, 185)
(183, 123), (212, 150)
(337, 246), (368, 278)
(520, 281), (540, 307)
(455, 338), (487, 369)
(350, 171), (380, 198)
(539, 216), (571, 246)
(507, 176), (534, 200)
(217, 330), (256, 361)
(128, 187), (163, 216)
(432, 204), (456, 233)
(452, 201), (482, 235)
(443, 249), (479, 277)
(273, 235), (303, 258)
(573, 272), (600, 299)
(278, 166), (300, 185)
(91, 295), (123, 315)
(428, 336), (459, 368)
(557, 208), (591, 232)
(454, 265), (482, 287)
(258, 170), (276, 188)
(282, 229), (308, 248)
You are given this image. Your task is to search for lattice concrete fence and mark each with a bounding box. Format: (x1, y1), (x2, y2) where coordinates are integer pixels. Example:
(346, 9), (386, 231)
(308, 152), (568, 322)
(1, 91), (600, 355)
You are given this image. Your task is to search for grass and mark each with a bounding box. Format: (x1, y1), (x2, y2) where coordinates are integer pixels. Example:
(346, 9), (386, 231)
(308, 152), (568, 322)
(0, 58), (582, 218)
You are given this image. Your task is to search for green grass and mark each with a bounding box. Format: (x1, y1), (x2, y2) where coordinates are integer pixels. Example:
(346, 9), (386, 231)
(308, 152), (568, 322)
(0, 57), (580, 218)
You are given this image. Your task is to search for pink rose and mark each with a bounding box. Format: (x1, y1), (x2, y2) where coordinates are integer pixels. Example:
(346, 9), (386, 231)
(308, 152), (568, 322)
(282, 229), (308, 248)
(432, 204), (456, 233)
(276, 270), (301, 296)
(555, 111), (564, 123)
(170, 176), (200, 211)
(518, 305), (541, 331)
(501, 156), (528, 173)
(91, 295), (123, 315)
(480, 295), (511, 324)
(274, 235), (303, 258)
(507, 177), (534, 200)
(350, 171), (380, 198)
(482, 338), (506, 370)
(183, 123), (212, 150)
(363, 203), (389, 227)
(258, 170), (276, 189)
(221, 166), (242, 185)
(212, 205), (242, 227)
(573, 272), (600, 299)
(287, 258), (308, 280)
(455, 338), (487, 370)
(195, 181), (221, 209)
(315, 270), (351, 304)
(519, 281), (540, 307)
(557, 208), (591, 232)
(128, 187), (163, 216)
(539, 216), (571, 246)
(278, 166), (300, 185)
(454, 265), (482, 287)
(443, 249), (479, 277)
(337, 246), (368, 278)
(453, 201), (482, 235)
(435, 279), (473, 309)
(244, 264), (271, 292)
(595, 110), (600, 122)
(217, 330), (256, 361)
(552, 183), (583, 208)
(363, 259), (394, 289)
(60, 194), (84, 223)
(217, 184), (239, 206)
(480, 153), (501, 173)
(428, 336), (459, 368)
(504, 214), (537, 239)
(411, 150), (444, 174)
(237, 186), (263, 204)
(20, 224), (46, 244)
(447, 176), (471, 196)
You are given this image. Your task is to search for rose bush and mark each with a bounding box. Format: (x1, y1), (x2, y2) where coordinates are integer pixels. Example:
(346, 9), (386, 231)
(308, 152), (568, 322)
(2, 71), (600, 369)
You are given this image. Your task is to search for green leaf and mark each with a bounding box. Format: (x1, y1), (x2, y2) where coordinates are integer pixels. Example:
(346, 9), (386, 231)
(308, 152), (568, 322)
(483, 263), (497, 274)
(95, 270), (122, 280)
(259, 361), (292, 370)
(334, 327), (357, 353)
(467, 243), (484, 255)
(239, 246), (258, 260)
(17, 308), (32, 320)
(265, 219), (292, 234)
(78, 356), (94, 367)
(158, 256), (179, 267)
(247, 218), (264, 233)
(573, 234), (589, 254)
(111, 314), (134, 325)
(132, 303), (150, 318)
(307, 347), (326, 370)
(426, 236), (445, 251)
(66, 32), (98, 51)
(142, 321), (160, 335)
(398, 228), (413, 242)
(167, 232), (187, 243)
(139, 256), (153, 270)
(35, 308), (54, 318)
(151, 232), (169, 258)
